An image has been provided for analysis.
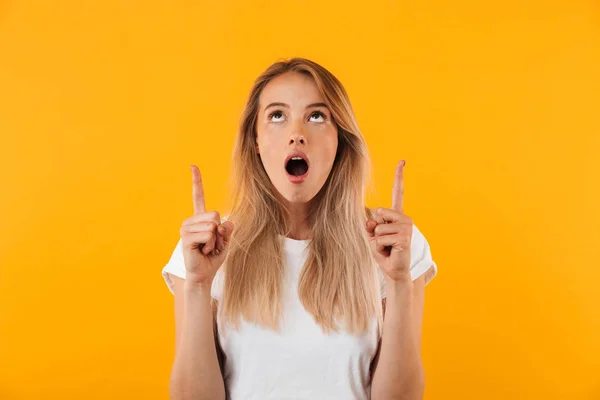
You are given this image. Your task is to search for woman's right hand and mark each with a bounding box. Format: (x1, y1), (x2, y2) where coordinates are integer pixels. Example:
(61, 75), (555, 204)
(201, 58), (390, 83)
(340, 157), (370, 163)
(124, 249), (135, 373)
(180, 165), (234, 287)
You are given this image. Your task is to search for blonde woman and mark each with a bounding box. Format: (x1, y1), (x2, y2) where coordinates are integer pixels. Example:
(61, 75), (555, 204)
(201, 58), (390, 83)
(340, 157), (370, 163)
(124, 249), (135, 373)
(162, 58), (438, 400)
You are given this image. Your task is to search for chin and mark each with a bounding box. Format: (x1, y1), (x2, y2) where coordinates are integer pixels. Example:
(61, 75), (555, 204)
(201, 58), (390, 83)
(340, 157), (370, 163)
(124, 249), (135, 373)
(281, 191), (315, 204)
(275, 183), (318, 205)
(270, 172), (326, 205)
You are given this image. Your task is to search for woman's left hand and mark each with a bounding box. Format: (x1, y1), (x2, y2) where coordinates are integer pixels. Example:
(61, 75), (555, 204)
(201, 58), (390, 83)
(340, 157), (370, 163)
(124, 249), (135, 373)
(366, 160), (413, 282)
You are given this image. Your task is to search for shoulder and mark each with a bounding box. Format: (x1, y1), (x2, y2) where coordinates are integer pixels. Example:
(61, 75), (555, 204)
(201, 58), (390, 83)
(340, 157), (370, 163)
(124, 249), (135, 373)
(161, 236), (227, 302)
(409, 223), (437, 284)
(379, 223), (438, 299)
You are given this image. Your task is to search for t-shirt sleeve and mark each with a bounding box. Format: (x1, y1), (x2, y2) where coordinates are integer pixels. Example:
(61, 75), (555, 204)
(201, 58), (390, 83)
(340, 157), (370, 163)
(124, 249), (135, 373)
(161, 237), (224, 301)
(379, 223), (438, 299)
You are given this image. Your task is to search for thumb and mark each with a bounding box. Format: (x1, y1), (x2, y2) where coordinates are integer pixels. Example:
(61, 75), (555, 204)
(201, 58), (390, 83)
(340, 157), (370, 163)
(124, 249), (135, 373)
(365, 219), (377, 238)
(365, 219), (385, 263)
(218, 221), (235, 244)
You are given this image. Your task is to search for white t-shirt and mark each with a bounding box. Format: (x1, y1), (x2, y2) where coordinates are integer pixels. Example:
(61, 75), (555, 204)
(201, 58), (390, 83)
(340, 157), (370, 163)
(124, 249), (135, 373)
(162, 224), (437, 400)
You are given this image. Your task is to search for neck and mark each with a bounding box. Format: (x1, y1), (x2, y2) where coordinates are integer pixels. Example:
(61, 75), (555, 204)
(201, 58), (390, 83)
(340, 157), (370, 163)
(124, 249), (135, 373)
(282, 199), (311, 240)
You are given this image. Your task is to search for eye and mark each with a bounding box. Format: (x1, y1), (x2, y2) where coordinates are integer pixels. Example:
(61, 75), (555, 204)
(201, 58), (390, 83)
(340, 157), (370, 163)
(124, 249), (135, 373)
(309, 111), (326, 123)
(268, 110), (285, 122)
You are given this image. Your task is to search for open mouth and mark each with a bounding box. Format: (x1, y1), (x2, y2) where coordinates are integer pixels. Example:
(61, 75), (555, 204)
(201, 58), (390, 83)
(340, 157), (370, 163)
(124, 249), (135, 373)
(286, 157), (309, 176)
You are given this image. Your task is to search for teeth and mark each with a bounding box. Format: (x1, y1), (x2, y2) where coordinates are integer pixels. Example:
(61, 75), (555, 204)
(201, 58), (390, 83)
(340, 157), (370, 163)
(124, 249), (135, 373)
(291, 157), (303, 160)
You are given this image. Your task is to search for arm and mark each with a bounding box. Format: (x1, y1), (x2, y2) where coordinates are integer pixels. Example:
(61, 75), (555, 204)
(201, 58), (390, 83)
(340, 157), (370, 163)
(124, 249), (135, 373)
(370, 266), (433, 400)
(168, 274), (226, 400)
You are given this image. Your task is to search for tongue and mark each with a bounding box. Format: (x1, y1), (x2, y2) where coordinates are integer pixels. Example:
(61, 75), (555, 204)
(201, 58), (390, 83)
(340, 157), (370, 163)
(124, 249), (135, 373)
(289, 160), (308, 176)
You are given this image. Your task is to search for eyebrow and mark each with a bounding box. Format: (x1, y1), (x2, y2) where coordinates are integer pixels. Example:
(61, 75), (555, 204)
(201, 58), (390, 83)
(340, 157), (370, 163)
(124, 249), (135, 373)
(263, 102), (328, 112)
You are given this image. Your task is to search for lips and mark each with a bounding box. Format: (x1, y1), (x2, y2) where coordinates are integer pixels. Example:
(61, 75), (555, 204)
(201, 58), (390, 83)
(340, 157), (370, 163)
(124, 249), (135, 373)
(284, 151), (310, 183)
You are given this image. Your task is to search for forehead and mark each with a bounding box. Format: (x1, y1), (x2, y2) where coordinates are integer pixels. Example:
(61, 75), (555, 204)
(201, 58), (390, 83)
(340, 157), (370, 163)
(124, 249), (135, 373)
(259, 71), (324, 108)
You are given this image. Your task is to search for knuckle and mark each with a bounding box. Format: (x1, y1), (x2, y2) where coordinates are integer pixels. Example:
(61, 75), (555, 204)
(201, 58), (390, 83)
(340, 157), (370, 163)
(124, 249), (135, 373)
(199, 211), (220, 224)
(194, 233), (209, 246)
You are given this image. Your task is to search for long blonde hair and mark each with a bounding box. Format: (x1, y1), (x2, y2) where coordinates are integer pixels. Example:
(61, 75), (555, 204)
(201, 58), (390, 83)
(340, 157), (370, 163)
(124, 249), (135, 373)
(220, 57), (382, 337)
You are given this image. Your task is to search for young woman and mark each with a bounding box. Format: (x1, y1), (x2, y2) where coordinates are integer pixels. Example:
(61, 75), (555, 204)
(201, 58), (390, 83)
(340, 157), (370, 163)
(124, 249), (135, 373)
(162, 58), (437, 400)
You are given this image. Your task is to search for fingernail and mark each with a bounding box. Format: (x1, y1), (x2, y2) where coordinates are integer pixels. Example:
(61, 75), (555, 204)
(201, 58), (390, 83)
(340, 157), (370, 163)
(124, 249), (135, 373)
(214, 248), (220, 255)
(401, 160), (406, 167)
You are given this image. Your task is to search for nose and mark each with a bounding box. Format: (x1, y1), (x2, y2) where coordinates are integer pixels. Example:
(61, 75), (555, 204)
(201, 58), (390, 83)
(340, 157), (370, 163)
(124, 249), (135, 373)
(289, 133), (306, 145)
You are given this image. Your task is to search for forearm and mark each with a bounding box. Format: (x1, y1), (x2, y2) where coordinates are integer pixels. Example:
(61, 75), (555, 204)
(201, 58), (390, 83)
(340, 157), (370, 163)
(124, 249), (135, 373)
(170, 283), (225, 400)
(371, 277), (425, 400)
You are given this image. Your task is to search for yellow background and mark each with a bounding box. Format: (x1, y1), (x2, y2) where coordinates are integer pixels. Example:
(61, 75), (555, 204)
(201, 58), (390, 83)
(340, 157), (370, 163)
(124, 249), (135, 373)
(1, 1), (599, 399)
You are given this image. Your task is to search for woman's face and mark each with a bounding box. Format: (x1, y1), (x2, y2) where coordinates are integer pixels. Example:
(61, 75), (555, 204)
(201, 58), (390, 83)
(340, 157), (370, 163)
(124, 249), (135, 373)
(255, 71), (338, 205)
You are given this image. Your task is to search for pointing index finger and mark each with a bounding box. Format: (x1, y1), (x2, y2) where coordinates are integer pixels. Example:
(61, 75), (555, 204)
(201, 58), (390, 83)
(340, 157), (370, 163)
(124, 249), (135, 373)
(191, 165), (206, 215)
(392, 160), (405, 212)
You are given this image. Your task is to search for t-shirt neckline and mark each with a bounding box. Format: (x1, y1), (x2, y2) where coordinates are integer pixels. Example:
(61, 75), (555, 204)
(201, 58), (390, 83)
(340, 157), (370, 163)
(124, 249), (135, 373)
(279, 234), (310, 255)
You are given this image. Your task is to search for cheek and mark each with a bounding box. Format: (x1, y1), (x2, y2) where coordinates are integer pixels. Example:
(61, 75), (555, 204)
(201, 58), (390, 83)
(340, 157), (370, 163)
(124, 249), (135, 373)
(322, 129), (339, 163)
(256, 131), (282, 168)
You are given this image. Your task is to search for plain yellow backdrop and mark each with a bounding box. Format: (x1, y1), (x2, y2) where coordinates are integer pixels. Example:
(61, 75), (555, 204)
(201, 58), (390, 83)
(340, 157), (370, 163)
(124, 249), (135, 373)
(1, 1), (599, 399)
